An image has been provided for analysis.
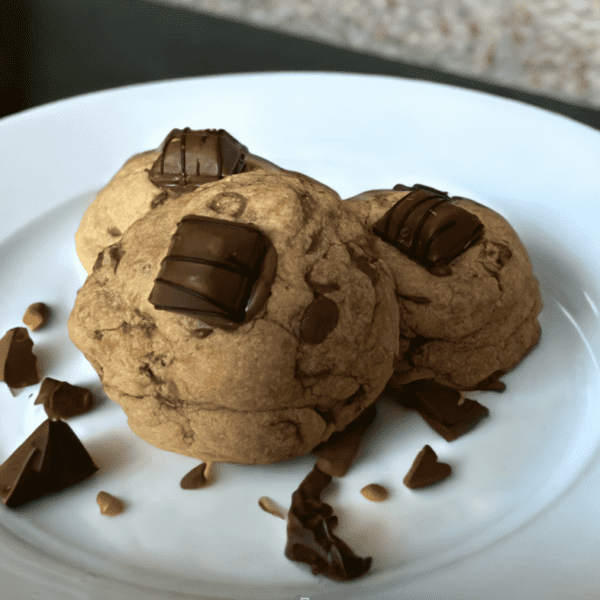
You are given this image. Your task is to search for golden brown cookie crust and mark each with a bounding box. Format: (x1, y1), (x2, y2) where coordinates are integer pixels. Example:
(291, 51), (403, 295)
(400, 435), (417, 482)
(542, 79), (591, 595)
(345, 192), (543, 390)
(68, 171), (400, 463)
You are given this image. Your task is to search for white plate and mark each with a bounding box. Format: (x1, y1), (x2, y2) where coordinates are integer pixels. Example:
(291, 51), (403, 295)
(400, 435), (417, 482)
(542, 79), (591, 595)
(1, 73), (600, 600)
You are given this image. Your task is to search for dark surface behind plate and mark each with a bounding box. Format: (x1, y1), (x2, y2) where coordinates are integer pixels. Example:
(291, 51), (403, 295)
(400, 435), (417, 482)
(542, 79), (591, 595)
(2, 0), (600, 130)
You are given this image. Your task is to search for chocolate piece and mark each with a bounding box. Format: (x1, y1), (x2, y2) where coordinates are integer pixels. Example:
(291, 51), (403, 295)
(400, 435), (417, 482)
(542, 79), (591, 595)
(180, 462), (212, 489)
(0, 419), (98, 508)
(148, 215), (277, 328)
(34, 378), (94, 420)
(299, 296), (339, 345)
(372, 185), (484, 270)
(285, 465), (372, 581)
(0, 327), (40, 389)
(393, 379), (489, 442)
(96, 491), (125, 516)
(403, 445), (451, 489)
(148, 128), (246, 190)
(313, 404), (376, 477)
(258, 496), (286, 519)
(22, 302), (50, 331)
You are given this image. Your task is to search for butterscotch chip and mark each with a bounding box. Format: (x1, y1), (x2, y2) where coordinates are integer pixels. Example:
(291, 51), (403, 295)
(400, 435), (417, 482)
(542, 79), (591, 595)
(23, 303), (50, 331)
(258, 496), (286, 519)
(360, 483), (389, 502)
(96, 491), (125, 516)
(180, 462), (213, 489)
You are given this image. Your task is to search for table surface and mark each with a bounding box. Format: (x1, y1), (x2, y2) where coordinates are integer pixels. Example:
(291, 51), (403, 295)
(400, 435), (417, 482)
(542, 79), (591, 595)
(3, 0), (600, 132)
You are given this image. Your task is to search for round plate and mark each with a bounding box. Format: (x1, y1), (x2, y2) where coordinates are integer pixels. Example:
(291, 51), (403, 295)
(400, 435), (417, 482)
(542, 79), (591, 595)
(1, 73), (600, 600)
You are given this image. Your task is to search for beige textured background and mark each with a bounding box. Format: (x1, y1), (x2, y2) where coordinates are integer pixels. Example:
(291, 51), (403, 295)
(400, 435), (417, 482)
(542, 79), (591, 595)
(145, 0), (600, 108)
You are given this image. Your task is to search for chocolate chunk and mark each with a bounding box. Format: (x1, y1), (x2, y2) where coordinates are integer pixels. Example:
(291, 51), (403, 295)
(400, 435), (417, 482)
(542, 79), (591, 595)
(96, 491), (126, 516)
(148, 128), (246, 190)
(313, 404), (376, 477)
(403, 445), (451, 489)
(372, 185), (484, 271)
(34, 378), (94, 420)
(0, 327), (40, 389)
(299, 296), (339, 345)
(22, 302), (50, 331)
(285, 465), (372, 581)
(393, 379), (489, 442)
(148, 215), (277, 328)
(0, 419), (98, 508)
(180, 462), (212, 489)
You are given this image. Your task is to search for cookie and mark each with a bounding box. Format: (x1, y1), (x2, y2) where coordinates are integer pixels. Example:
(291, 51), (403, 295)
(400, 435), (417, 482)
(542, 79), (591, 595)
(75, 129), (286, 274)
(68, 171), (400, 464)
(345, 188), (542, 390)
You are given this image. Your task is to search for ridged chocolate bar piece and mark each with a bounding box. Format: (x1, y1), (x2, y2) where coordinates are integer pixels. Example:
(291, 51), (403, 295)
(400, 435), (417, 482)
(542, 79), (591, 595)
(149, 128), (246, 189)
(373, 184), (484, 270)
(148, 215), (277, 328)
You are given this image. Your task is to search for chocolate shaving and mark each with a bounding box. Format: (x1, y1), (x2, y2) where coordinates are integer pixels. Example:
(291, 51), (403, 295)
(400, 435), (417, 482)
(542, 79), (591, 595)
(34, 378), (94, 420)
(0, 419), (98, 508)
(403, 444), (451, 489)
(0, 327), (40, 389)
(285, 465), (372, 581)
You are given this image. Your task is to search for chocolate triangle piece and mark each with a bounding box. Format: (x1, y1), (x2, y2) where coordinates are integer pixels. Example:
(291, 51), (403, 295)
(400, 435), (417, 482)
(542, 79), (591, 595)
(285, 465), (372, 581)
(403, 445), (451, 489)
(0, 327), (40, 389)
(391, 379), (489, 442)
(312, 404), (376, 477)
(0, 419), (98, 508)
(34, 378), (94, 420)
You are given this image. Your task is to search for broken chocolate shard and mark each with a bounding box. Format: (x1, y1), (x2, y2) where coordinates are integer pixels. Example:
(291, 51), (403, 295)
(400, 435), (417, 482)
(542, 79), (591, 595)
(391, 379), (489, 442)
(312, 404), (376, 478)
(34, 378), (94, 420)
(148, 215), (277, 328)
(0, 419), (98, 508)
(285, 465), (372, 581)
(372, 185), (484, 271)
(148, 128), (246, 190)
(0, 327), (40, 389)
(299, 295), (339, 345)
(403, 445), (451, 489)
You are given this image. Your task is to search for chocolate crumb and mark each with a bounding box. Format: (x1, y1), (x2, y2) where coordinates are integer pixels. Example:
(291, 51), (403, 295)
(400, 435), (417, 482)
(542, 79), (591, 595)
(258, 496), (286, 519)
(23, 302), (50, 331)
(34, 377), (94, 419)
(96, 491), (125, 516)
(285, 465), (372, 581)
(403, 445), (451, 489)
(0, 327), (40, 389)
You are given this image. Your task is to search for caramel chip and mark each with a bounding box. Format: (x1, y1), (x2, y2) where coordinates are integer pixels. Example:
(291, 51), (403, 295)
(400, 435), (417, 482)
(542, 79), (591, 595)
(180, 462), (213, 489)
(360, 483), (389, 502)
(22, 302), (50, 331)
(96, 491), (125, 516)
(258, 496), (286, 519)
(0, 327), (40, 389)
(403, 445), (451, 489)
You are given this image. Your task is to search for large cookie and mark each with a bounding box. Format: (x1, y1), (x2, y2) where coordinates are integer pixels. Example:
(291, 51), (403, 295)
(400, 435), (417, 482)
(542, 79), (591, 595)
(345, 188), (542, 390)
(75, 129), (286, 274)
(68, 171), (400, 464)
